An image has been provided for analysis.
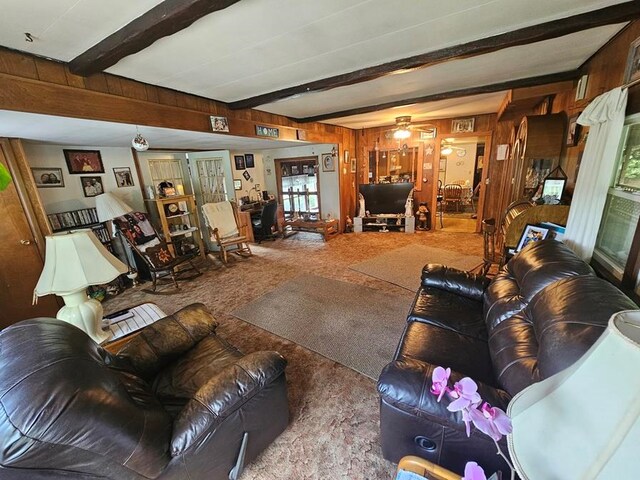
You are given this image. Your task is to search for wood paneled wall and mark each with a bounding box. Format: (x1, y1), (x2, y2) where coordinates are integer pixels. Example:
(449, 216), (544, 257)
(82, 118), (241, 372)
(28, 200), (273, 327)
(356, 114), (496, 229)
(0, 47), (358, 229)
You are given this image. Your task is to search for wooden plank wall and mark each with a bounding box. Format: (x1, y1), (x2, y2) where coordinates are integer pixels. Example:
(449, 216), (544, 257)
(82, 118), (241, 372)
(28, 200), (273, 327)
(356, 114), (497, 229)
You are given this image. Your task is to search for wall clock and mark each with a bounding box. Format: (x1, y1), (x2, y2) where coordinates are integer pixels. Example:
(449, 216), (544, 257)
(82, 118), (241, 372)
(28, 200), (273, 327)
(456, 149), (466, 157)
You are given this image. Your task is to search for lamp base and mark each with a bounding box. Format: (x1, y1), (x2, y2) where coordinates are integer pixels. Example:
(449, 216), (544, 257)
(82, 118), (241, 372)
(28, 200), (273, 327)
(57, 290), (110, 344)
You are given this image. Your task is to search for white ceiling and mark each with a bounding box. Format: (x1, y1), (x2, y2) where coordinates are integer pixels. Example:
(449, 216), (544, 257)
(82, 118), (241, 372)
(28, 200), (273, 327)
(0, 110), (303, 150)
(0, 0), (629, 129)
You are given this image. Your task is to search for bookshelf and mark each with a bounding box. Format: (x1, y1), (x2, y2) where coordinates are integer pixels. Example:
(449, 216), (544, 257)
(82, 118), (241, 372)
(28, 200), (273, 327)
(47, 207), (112, 251)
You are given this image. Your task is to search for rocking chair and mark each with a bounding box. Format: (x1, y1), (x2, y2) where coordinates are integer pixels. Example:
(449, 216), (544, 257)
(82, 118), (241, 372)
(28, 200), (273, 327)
(202, 201), (252, 265)
(114, 212), (201, 294)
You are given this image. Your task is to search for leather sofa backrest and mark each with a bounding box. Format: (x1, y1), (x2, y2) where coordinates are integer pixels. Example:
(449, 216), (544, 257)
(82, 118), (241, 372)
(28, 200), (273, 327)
(484, 240), (594, 330)
(488, 275), (637, 395)
(0, 319), (172, 478)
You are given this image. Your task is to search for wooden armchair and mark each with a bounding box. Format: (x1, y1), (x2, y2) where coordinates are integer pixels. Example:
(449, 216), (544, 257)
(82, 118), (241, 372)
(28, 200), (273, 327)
(114, 212), (201, 294)
(202, 201), (252, 265)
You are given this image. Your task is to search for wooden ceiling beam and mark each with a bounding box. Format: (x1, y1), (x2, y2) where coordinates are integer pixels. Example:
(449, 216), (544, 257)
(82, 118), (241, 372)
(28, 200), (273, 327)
(229, 2), (640, 110)
(295, 71), (580, 123)
(69, 0), (242, 76)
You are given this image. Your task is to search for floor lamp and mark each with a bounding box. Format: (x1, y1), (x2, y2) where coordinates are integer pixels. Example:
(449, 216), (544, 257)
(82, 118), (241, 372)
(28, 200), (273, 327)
(95, 192), (138, 284)
(34, 230), (128, 343)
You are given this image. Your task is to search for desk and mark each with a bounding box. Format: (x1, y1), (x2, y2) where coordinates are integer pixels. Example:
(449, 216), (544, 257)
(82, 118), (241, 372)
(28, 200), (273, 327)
(283, 218), (338, 241)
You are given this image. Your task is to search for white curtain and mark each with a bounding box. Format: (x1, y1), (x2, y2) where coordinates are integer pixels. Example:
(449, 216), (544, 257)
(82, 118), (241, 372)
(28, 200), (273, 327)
(563, 87), (628, 261)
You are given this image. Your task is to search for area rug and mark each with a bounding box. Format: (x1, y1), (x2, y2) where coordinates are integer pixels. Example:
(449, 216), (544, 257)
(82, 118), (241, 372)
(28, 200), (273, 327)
(232, 274), (410, 379)
(350, 244), (483, 291)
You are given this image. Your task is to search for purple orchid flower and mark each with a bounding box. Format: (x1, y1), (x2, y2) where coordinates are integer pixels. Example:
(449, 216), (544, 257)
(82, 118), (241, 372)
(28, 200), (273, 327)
(430, 366), (451, 402)
(467, 402), (513, 442)
(446, 377), (482, 412)
(462, 461), (487, 480)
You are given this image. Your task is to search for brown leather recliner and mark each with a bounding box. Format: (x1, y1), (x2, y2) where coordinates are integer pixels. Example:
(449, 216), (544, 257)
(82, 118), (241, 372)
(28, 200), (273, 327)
(0, 303), (289, 479)
(377, 240), (637, 475)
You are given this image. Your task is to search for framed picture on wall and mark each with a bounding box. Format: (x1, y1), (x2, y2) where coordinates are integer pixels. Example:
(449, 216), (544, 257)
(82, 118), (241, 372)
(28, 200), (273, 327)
(234, 179), (242, 190)
(234, 155), (245, 170)
(566, 115), (581, 146)
(245, 153), (255, 168)
(351, 157), (357, 173)
(32, 167), (64, 188)
(64, 149), (104, 174)
(322, 153), (335, 172)
(210, 116), (229, 132)
(113, 167), (134, 187)
(624, 36), (640, 84)
(80, 176), (104, 197)
(242, 170), (251, 181)
(451, 118), (475, 133)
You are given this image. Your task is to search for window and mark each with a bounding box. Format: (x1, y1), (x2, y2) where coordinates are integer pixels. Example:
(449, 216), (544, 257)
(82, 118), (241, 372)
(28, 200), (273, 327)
(276, 157), (319, 218)
(594, 115), (640, 283)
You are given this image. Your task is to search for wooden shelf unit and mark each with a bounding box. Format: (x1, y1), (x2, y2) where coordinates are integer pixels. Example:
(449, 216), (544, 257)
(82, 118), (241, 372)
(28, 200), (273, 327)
(146, 195), (206, 260)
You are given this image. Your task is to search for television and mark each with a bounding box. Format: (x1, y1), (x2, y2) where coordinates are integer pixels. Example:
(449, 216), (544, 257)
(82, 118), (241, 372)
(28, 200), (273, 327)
(359, 183), (413, 215)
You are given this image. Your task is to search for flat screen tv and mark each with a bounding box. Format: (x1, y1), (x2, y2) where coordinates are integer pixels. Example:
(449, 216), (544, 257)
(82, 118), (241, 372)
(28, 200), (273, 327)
(359, 183), (413, 215)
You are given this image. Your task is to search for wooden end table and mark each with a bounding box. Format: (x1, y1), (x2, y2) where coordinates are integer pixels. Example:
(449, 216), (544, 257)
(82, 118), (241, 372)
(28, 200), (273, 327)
(283, 218), (338, 242)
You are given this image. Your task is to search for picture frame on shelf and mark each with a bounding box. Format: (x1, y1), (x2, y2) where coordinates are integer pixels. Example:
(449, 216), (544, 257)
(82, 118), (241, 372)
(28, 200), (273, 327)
(451, 118), (475, 133)
(64, 149), (104, 174)
(245, 153), (255, 168)
(322, 153), (335, 172)
(516, 224), (550, 253)
(113, 167), (134, 187)
(541, 177), (567, 205)
(80, 176), (104, 197)
(210, 115), (229, 132)
(566, 115), (581, 146)
(234, 155), (246, 170)
(623, 36), (640, 84)
(32, 167), (64, 188)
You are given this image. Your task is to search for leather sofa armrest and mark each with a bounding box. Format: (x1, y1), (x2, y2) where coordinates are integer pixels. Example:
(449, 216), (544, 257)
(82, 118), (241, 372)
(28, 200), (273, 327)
(170, 351), (287, 456)
(116, 303), (218, 380)
(377, 359), (510, 432)
(421, 264), (490, 302)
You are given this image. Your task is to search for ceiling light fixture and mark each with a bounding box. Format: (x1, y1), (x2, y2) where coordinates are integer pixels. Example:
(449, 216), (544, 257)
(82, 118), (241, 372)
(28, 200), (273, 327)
(441, 146), (453, 156)
(393, 128), (411, 140)
(132, 127), (149, 151)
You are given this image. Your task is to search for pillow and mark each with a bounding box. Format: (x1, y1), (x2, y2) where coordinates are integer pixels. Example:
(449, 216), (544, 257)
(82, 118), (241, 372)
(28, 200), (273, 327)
(144, 242), (175, 269)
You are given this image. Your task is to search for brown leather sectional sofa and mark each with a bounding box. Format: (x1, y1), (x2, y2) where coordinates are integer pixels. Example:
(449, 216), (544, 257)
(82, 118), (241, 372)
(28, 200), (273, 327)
(377, 240), (636, 474)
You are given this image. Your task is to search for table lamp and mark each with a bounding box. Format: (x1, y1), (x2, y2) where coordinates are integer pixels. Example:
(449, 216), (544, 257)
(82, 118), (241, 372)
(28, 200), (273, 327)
(34, 230), (128, 343)
(507, 310), (640, 479)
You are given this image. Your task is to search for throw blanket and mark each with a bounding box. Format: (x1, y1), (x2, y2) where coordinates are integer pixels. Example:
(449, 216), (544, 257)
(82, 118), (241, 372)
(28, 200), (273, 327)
(202, 201), (239, 239)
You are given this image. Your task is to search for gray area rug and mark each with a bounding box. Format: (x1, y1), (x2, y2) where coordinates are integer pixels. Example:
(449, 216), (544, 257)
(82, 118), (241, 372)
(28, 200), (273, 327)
(350, 244), (483, 291)
(232, 275), (410, 379)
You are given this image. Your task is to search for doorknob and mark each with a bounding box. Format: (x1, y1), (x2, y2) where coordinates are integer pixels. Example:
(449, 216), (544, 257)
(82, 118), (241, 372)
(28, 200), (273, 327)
(20, 239), (32, 245)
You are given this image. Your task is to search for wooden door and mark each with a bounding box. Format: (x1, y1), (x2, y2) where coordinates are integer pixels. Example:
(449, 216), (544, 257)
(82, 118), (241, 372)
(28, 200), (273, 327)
(0, 144), (58, 328)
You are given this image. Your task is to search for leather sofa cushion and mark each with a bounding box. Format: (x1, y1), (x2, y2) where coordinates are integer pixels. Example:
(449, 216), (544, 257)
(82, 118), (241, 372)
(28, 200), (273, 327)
(409, 286), (487, 341)
(421, 264), (490, 302)
(484, 240), (594, 330)
(396, 321), (497, 387)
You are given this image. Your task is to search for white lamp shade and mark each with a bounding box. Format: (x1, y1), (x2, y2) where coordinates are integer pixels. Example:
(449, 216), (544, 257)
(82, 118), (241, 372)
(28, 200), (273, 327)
(34, 230), (128, 297)
(95, 192), (133, 222)
(507, 310), (640, 479)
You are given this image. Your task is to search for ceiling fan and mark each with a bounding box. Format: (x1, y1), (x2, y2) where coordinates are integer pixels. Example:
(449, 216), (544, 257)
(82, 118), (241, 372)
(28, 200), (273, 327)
(383, 116), (437, 140)
(440, 138), (466, 156)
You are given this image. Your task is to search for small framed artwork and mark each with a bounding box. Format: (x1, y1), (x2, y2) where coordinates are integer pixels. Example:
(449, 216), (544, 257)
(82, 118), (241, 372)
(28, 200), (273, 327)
(210, 116), (229, 132)
(32, 167), (64, 188)
(351, 157), (357, 173)
(296, 129), (307, 141)
(541, 177), (567, 205)
(344, 150), (350, 165)
(80, 176), (104, 197)
(516, 224), (550, 253)
(64, 149), (104, 174)
(233, 179), (242, 190)
(419, 127), (437, 140)
(322, 153), (335, 172)
(234, 155), (246, 170)
(245, 153), (255, 168)
(566, 115), (581, 146)
(623, 36), (640, 84)
(113, 167), (134, 187)
(451, 118), (475, 133)
(242, 170), (251, 181)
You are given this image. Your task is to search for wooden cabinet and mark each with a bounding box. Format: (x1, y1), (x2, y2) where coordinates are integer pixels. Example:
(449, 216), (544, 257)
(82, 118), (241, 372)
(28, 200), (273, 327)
(511, 114), (566, 202)
(147, 195), (205, 260)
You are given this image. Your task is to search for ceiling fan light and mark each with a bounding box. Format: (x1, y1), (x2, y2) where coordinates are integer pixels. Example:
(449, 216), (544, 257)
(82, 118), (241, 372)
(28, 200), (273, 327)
(441, 146), (453, 156)
(393, 128), (411, 140)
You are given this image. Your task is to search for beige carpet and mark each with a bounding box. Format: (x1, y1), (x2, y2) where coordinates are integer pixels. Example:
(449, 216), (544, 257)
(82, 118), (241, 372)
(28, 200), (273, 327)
(350, 244), (483, 291)
(103, 230), (483, 479)
(233, 274), (410, 379)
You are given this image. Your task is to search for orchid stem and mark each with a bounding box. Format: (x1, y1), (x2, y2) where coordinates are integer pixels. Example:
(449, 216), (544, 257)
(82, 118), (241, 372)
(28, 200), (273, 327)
(493, 440), (515, 480)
